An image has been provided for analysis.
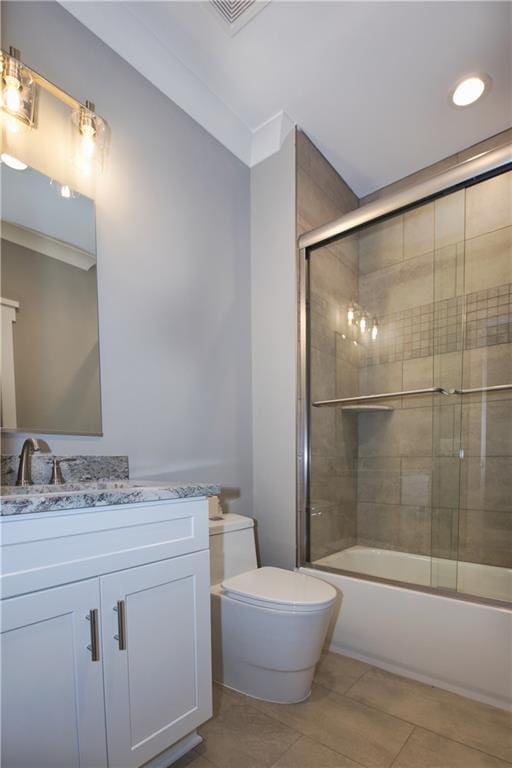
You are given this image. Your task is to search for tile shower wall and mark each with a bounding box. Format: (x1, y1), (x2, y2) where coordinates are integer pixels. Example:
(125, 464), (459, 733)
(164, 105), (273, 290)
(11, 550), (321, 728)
(355, 171), (512, 568)
(296, 131), (359, 559)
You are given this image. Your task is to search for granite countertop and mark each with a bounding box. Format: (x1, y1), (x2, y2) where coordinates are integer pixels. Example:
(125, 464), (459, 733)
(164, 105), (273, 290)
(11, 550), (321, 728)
(0, 480), (221, 516)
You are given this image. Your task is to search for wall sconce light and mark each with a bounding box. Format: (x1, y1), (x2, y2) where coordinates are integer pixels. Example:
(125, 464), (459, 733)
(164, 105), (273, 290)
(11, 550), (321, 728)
(345, 301), (379, 343)
(1, 45), (110, 185)
(0, 47), (36, 133)
(70, 100), (108, 175)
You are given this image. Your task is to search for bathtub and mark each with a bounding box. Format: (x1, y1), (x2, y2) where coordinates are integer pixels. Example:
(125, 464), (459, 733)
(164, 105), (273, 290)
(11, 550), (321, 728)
(301, 548), (512, 710)
(315, 546), (512, 603)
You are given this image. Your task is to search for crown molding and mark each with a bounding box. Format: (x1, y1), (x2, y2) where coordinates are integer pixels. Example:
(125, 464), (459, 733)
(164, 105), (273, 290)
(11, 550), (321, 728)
(60, 2), (293, 168)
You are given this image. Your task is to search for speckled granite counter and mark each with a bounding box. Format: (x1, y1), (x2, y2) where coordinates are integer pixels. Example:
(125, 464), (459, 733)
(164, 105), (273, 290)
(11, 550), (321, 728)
(0, 480), (221, 516)
(1, 455), (129, 486)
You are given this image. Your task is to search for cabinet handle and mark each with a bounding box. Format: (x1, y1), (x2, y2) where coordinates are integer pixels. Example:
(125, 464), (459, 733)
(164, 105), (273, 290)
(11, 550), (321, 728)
(86, 609), (100, 661)
(113, 600), (127, 650)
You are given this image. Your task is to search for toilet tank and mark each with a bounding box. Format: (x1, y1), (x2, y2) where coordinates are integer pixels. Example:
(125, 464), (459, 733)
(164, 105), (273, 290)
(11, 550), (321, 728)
(209, 513), (258, 585)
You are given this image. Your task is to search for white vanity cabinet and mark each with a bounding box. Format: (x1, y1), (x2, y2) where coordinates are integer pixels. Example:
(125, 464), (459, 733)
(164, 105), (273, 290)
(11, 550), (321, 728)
(1, 579), (108, 768)
(0, 497), (212, 768)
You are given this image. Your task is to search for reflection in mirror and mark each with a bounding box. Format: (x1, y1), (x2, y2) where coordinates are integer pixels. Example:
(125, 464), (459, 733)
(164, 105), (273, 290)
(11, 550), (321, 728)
(1, 161), (102, 435)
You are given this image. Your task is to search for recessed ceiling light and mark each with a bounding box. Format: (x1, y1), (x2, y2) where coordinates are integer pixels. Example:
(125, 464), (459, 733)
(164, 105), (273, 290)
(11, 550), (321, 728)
(1, 153), (27, 170)
(451, 75), (490, 107)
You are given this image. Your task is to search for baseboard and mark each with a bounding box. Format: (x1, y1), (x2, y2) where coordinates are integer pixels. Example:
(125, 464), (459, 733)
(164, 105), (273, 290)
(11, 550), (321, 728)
(143, 731), (203, 767)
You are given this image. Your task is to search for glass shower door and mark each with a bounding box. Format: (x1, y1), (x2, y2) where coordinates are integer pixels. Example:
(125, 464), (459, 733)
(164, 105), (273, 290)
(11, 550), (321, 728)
(307, 169), (512, 603)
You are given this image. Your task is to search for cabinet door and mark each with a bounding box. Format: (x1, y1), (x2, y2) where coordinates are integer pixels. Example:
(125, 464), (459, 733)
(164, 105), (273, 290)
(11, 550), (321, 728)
(101, 551), (212, 768)
(1, 580), (108, 768)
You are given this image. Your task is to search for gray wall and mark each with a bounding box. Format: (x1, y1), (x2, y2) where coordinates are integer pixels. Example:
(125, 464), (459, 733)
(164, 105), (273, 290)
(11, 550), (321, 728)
(1, 2), (253, 513)
(2, 239), (101, 434)
(250, 131), (297, 568)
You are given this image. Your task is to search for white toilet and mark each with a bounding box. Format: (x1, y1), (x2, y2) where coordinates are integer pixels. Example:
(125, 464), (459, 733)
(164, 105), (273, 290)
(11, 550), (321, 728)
(209, 513), (337, 703)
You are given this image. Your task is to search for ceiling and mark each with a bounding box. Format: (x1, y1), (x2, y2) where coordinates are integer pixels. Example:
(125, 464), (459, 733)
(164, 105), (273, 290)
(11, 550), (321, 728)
(62, 1), (512, 197)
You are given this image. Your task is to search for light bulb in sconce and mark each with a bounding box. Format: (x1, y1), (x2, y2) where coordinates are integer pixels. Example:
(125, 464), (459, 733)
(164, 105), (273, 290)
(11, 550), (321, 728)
(70, 100), (108, 175)
(347, 304), (355, 325)
(0, 47), (36, 129)
(371, 318), (379, 341)
(4, 81), (21, 113)
(359, 314), (368, 333)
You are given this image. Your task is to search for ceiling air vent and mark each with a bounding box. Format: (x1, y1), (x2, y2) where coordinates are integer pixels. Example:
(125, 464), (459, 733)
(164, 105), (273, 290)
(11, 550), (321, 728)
(207, 0), (270, 36)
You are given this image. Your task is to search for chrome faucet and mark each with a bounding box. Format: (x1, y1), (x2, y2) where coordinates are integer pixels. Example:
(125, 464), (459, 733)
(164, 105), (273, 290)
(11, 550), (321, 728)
(16, 438), (51, 486)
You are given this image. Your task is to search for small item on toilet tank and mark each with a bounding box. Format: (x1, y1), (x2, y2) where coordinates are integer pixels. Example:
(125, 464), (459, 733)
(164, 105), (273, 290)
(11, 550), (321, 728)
(208, 496), (223, 520)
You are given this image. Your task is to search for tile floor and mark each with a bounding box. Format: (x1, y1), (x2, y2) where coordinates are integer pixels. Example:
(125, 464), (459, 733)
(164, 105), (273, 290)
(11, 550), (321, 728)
(174, 652), (512, 768)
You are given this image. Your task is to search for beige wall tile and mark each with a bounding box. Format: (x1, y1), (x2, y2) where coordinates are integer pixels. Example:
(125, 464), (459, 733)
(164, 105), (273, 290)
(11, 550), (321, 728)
(404, 203), (435, 259)
(431, 507), (459, 559)
(431, 456), (461, 509)
(458, 508), (512, 568)
(310, 347), (335, 401)
(359, 360), (403, 397)
(357, 502), (431, 554)
(310, 245), (359, 303)
(358, 457), (401, 505)
(310, 502), (357, 559)
(435, 189), (465, 249)
(331, 233), (359, 274)
(464, 226), (512, 293)
(310, 461), (357, 506)
(359, 261), (401, 316)
(403, 356), (434, 409)
(335, 410), (359, 463)
(463, 344), (512, 391)
(400, 458), (432, 507)
(465, 171), (512, 240)
(346, 668), (512, 763)
(297, 130), (358, 218)
(336, 356), (359, 399)
(359, 251), (434, 316)
(460, 457), (512, 512)
(311, 408), (337, 457)
(462, 400), (512, 457)
(358, 216), (403, 275)
(358, 408), (433, 458)
(297, 167), (345, 231)
(434, 350), (463, 391)
(434, 244), (464, 301)
(432, 404), (462, 457)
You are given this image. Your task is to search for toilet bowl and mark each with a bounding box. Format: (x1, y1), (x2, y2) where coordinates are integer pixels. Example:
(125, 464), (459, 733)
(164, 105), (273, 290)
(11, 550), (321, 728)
(209, 514), (337, 703)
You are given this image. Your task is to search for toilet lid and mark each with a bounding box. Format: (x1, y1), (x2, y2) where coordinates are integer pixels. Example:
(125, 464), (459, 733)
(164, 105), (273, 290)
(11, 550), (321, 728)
(221, 567), (337, 611)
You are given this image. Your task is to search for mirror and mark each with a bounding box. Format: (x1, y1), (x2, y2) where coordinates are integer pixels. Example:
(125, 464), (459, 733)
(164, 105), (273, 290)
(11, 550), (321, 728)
(1, 161), (102, 435)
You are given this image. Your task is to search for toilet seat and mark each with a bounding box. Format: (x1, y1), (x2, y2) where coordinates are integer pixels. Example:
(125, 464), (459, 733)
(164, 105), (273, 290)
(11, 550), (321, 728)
(220, 566), (336, 613)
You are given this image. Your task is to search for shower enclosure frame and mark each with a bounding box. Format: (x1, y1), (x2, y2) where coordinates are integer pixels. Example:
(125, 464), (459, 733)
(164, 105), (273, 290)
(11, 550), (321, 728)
(296, 142), (512, 605)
